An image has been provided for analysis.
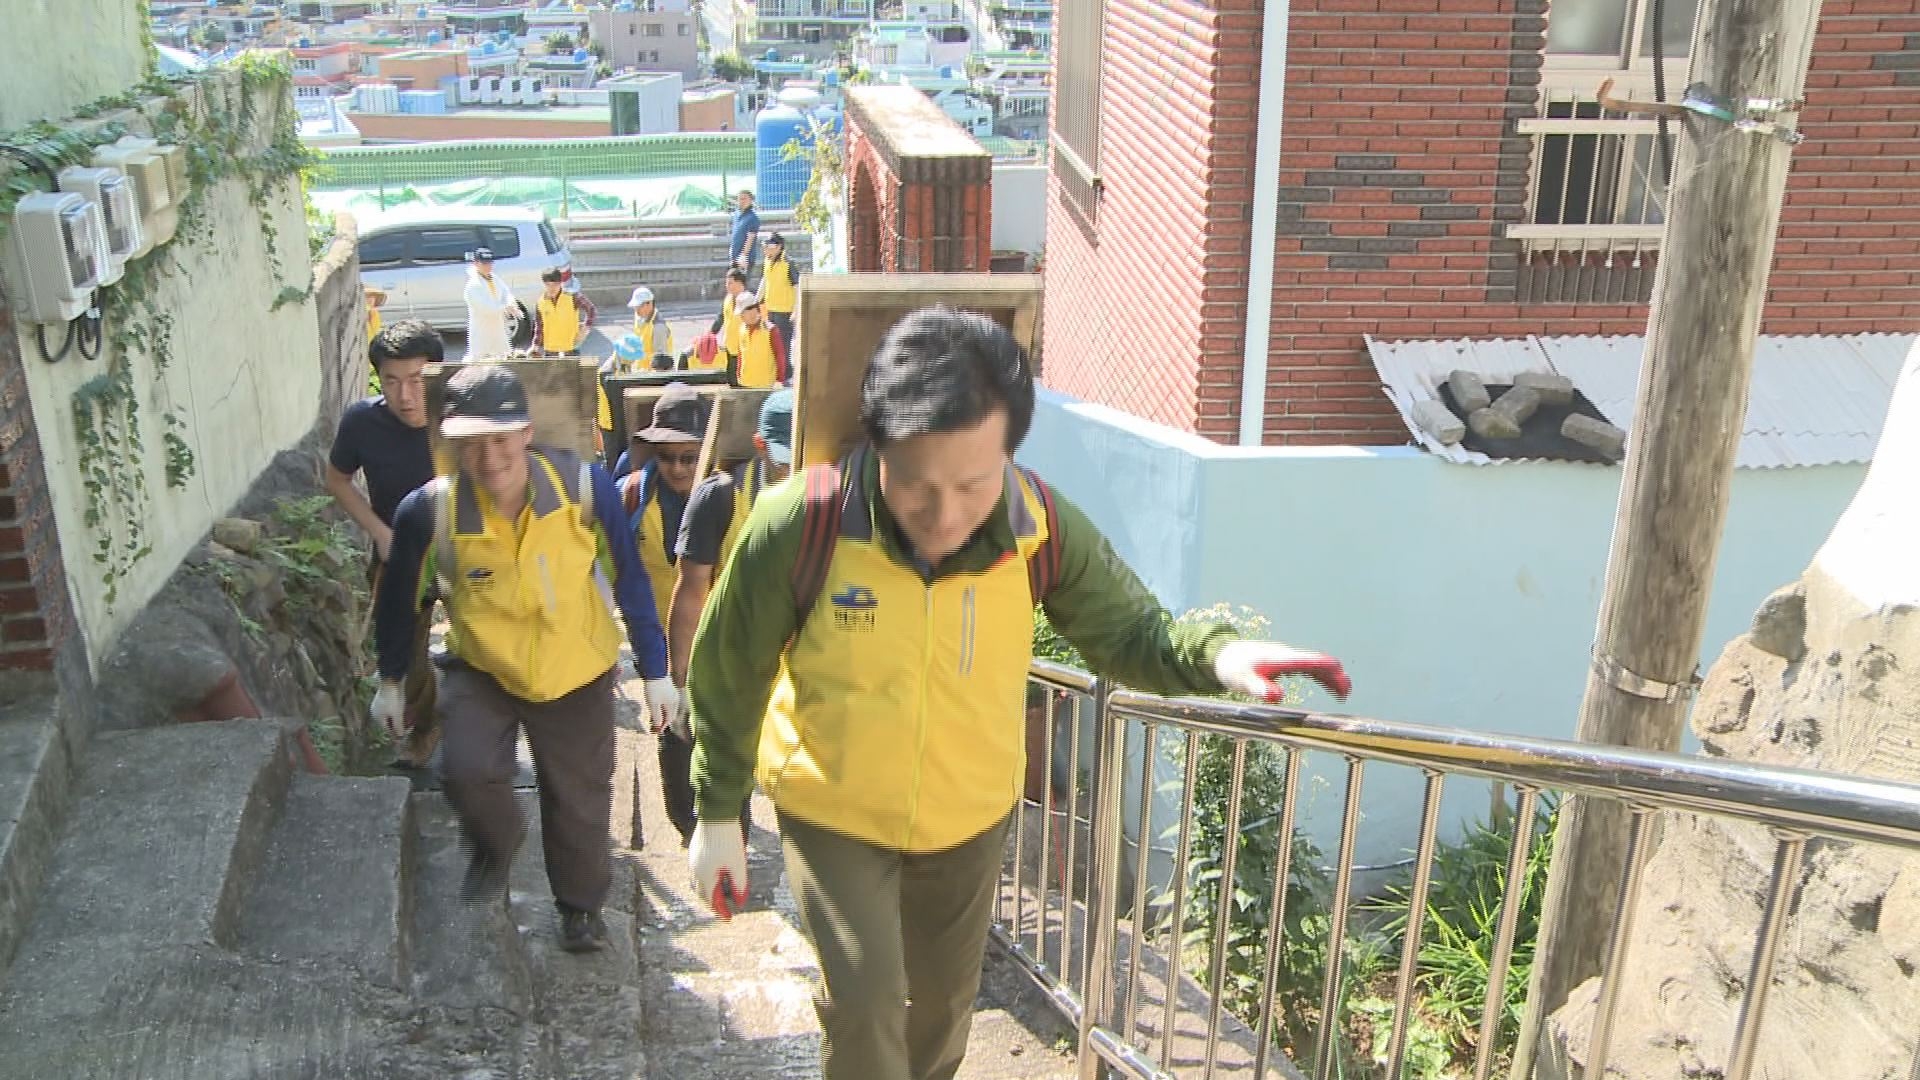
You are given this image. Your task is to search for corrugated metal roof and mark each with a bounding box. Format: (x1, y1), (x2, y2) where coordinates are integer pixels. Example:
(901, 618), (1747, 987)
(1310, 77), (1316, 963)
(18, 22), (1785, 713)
(1366, 332), (1916, 468)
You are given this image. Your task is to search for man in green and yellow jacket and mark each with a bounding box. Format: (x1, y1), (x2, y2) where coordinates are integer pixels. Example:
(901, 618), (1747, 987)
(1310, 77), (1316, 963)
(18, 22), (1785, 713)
(684, 308), (1351, 1080)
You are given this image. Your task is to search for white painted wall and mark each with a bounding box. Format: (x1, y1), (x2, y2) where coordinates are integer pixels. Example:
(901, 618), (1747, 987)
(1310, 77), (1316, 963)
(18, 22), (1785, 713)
(990, 163), (1046, 256)
(0, 0), (148, 132)
(11, 100), (323, 667)
(1020, 389), (1867, 866)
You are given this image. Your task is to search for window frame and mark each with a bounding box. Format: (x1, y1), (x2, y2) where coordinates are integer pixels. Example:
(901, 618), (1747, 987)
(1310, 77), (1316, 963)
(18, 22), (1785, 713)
(1049, 0), (1104, 217)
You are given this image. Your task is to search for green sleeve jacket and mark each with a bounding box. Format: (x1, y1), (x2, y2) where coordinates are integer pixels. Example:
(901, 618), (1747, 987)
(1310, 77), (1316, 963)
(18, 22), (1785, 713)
(687, 453), (1237, 825)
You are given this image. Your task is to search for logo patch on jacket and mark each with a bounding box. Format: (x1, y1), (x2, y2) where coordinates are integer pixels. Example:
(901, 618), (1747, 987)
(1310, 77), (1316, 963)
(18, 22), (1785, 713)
(464, 566), (495, 592)
(829, 584), (877, 631)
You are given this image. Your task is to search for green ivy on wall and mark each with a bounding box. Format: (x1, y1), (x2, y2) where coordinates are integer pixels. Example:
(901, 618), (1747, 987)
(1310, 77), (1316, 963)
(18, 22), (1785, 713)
(1, 55), (319, 607)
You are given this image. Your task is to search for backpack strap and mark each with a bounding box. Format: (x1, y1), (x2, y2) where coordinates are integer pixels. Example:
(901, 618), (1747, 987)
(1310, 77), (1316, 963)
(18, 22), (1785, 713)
(429, 476), (456, 598)
(790, 459), (843, 620)
(1018, 466), (1065, 603)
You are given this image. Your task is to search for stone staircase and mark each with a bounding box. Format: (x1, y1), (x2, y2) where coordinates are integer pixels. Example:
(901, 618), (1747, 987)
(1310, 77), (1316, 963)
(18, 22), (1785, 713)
(0, 676), (1078, 1079)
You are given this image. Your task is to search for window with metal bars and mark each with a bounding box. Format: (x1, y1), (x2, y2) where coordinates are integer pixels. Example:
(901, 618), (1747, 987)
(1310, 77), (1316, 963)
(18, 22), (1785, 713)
(1051, 0), (1104, 217)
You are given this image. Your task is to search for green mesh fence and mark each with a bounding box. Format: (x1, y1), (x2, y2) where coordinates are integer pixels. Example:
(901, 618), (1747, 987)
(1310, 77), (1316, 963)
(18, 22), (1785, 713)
(311, 134), (758, 191)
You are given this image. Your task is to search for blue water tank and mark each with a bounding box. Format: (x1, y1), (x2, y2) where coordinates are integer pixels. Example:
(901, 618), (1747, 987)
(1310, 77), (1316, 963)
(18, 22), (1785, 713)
(939, 65), (955, 78)
(755, 100), (811, 212)
(823, 69), (840, 87)
(481, 41), (497, 54)
(426, 30), (442, 44)
(573, 48), (590, 63)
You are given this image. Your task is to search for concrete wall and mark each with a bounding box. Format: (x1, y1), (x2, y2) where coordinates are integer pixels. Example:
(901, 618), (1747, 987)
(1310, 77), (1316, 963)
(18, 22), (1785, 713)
(312, 215), (370, 435)
(346, 112), (611, 141)
(7, 86), (324, 668)
(1021, 388), (1866, 863)
(0, 0), (148, 132)
(990, 164), (1046, 257)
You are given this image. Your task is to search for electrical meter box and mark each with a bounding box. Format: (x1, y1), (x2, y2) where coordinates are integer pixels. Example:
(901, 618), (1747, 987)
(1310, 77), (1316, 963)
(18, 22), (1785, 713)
(4, 192), (103, 324)
(94, 137), (178, 251)
(58, 166), (141, 286)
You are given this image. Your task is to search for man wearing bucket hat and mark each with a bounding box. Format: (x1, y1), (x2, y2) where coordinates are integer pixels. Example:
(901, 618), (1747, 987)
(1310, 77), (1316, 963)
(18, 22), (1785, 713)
(653, 389), (794, 846)
(371, 363), (680, 954)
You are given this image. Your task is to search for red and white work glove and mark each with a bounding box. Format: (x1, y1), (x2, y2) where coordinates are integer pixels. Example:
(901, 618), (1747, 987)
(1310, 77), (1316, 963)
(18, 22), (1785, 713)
(370, 679), (408, 740)
(1214, 641), (1352, 703)
(690, 819), (749, 920)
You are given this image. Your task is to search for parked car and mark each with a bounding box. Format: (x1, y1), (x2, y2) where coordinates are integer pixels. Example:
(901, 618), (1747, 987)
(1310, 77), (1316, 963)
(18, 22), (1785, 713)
(355, 207), (575, 346)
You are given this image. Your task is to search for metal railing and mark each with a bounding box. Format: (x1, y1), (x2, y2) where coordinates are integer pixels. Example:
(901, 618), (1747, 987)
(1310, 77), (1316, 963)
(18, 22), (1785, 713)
(998, 661), (1920, 1080)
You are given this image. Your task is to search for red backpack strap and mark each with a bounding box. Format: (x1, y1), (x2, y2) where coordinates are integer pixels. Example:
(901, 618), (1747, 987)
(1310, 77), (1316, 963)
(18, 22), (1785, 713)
(1019, 466), (1065, 602)
(790, 460), (843, 620)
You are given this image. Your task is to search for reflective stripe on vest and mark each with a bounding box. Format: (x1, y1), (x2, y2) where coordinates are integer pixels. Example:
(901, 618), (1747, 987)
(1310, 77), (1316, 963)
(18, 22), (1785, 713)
(431, 448), (620, 703)
(758, 465), (1051, 852)
(539, 292), (580, 353)
(737, 326), (779, 388)
(762, 256), (795, 313)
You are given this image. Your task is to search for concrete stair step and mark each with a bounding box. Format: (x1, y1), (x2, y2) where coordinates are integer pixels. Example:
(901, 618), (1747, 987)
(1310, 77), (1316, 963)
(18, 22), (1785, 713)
(236, 774), (416, 989)
(406, 792), (534, 1016)
(0, 689), (77, 986)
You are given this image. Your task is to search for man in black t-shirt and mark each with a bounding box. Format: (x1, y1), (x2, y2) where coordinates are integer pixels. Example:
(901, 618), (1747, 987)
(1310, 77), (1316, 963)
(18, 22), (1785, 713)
(656, 390), (795, 844)
(325, 320), (441, 768)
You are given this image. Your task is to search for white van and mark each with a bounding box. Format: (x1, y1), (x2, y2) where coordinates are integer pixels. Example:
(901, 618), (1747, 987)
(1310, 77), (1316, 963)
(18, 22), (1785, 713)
(356, 207), (574, 340)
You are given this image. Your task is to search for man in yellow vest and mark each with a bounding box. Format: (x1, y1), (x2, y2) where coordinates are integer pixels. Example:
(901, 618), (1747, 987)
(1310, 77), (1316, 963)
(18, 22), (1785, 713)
(655, 389), (794, 847)
(627, 285), (675, 366)
(532, 268), (595, 356)
(684, 309), (1351, 1079)
(731, 292), (788, 389)
(708, 268), (749, 370)
(363, 284), (387, 395)
(370, 364), (682, 954)
(759, 232), (798, 351)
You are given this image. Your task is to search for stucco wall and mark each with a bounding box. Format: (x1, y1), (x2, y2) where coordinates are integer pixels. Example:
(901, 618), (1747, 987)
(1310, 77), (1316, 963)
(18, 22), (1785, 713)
(991, 165), (1046, 257)
(0, 0), (148, 133)
(8, 87), (324, 666)
(312, 215), (369, 435)
(1021, 389), (1867, 863)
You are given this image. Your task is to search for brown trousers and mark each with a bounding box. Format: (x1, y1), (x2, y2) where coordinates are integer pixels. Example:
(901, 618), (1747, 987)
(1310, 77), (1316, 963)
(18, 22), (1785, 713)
(780, 811), (1011, 1080)
(438, 664), (616, 913)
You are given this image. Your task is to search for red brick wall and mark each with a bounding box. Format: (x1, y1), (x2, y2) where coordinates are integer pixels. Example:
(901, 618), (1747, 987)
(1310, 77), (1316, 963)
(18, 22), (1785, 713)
(0, 295), (77, 672)
(1052, 0), (1920, 446)
(846, 116), (902, 274)
(1038, 0), (1263, 434)
(843, 97), (993, 273)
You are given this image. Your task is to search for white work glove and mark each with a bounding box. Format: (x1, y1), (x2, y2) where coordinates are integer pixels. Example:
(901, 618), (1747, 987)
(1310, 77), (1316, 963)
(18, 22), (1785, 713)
(1214, 640), (1352, 704)
(644, 677), (687, 741)
(689, 819), (749, 920)
(369, 679), (407, 740)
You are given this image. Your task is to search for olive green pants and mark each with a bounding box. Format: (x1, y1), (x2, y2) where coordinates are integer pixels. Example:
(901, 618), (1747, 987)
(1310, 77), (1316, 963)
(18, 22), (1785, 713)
(779, 810), (1012, 1080)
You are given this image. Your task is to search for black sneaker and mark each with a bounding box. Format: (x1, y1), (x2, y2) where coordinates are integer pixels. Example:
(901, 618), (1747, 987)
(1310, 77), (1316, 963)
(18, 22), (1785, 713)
(460, 852), (509, 906)
(560, 909), (609, 953)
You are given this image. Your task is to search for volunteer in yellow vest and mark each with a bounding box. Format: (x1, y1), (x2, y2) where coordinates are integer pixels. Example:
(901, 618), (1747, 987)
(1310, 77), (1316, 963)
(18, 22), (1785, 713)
(707, 268), (749, 369)
(759, 231), (798, 352)
(532, 268), (596, 356)
(616, 382), (705, 629)
(655, 389), (794, 847)
(731, 292), (789, 389)
(371, 364), (682, 954)
(596, 332), (649, 461)
(627, 285), (675, 366)
(685, 309), (1353, 1080)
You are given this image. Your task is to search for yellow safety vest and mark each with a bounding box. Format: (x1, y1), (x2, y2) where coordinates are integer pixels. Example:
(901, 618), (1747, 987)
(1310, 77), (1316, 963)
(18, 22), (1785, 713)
(366, 307), (383, 395)
(737, 325), (780, 388)
(625, 458), (766, 621)
(720, 294), (742, 357)
(430, 448), (622, 703)
(762, 255), (796, 314)
(758, 466), (1052, 852)
(538, 291), (581, 353)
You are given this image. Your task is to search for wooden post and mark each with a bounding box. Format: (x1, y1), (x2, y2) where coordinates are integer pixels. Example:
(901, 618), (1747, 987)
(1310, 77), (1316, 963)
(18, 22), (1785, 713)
(1512, 0), (1824, 1069)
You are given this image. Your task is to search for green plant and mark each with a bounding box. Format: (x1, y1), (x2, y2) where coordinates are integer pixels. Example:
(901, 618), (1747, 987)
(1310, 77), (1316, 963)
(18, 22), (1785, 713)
(545, 31), (577, 53)
(711, 51), (756, 81)
(782, 114), (844, 260)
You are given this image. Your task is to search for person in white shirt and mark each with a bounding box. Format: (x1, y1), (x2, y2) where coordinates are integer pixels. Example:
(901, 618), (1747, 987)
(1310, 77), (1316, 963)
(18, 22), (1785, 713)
(462, 247), (517, 361)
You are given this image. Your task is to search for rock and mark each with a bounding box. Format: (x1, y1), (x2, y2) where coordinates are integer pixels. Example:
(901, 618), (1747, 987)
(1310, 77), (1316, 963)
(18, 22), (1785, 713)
(1514, 371), (1575, 405)
(1468, 406), (1521, 440)
(1447, 370), (1491, 413)
(1749, 583), (1808, 662)
(1540, 350), (1920, 1080)
(1489, 384), (1542, 427)
(1562, 413), (1626, 460)
(205, 540), (242, 563)
(211, 518), (264, 555)
(1412, 399), (1465, 445)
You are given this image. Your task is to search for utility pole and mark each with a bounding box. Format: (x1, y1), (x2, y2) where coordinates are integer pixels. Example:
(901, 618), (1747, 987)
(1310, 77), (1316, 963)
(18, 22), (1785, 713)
(1511, 0), (1824, 1070)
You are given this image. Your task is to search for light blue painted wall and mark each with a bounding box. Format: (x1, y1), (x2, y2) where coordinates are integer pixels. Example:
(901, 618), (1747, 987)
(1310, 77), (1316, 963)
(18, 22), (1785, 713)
(1021, 389), (1866, 867)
